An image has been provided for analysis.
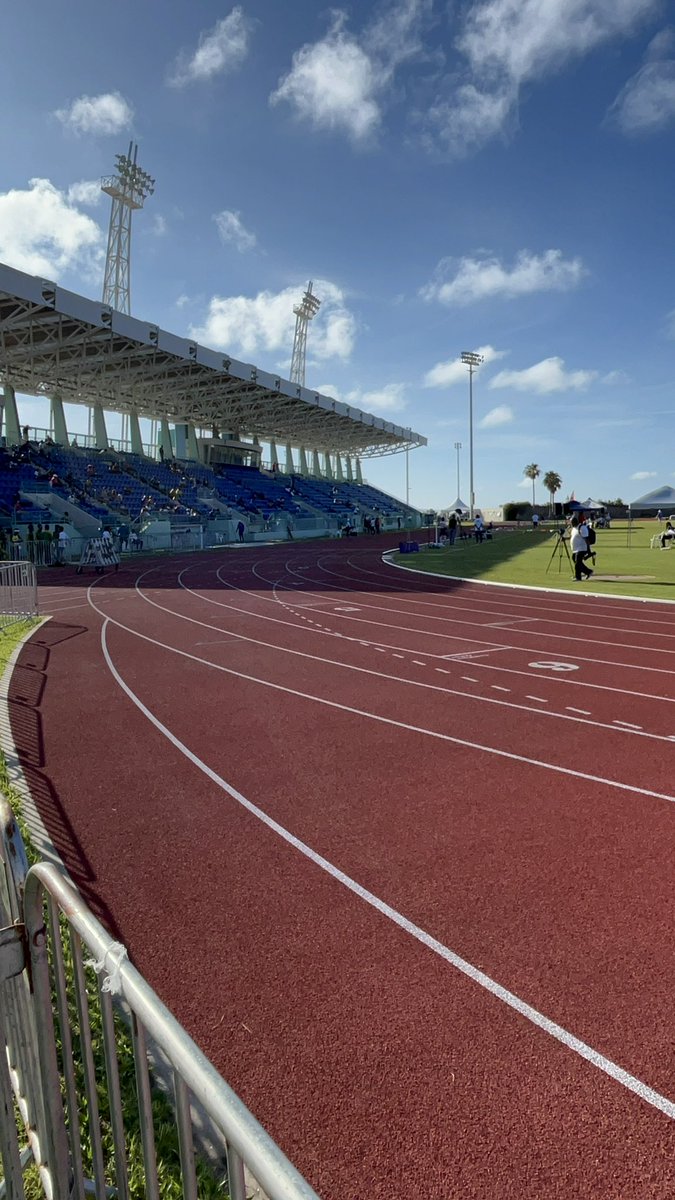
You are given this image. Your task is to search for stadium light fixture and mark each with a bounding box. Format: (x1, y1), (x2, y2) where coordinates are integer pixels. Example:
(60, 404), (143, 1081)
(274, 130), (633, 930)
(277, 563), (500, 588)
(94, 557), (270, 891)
(460, 351), (483, 519)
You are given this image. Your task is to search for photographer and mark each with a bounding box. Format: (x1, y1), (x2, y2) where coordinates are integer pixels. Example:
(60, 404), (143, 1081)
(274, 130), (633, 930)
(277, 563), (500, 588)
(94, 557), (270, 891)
(570, 517), (593, 581)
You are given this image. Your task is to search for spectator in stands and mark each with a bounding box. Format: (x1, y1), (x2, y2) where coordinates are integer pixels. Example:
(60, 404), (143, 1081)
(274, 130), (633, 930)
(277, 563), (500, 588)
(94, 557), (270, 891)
(375, 516), (381, 535)
(0, 529), (7, 559)
(22, 425), (29, 443)
(159, 445), (164, 462)
(58, 526), (69, 562)
(26, 523), (35, 562)
(10, 530), (22, 558)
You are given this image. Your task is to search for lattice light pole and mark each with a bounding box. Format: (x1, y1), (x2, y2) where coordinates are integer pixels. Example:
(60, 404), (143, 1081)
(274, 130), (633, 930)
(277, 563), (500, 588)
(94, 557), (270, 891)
(461, 351), (483, 519)
(289, 281), (321, 387)
(101, 142), (155, 314)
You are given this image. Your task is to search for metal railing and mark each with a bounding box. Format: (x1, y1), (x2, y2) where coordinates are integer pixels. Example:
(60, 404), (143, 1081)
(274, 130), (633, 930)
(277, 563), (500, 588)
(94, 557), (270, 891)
(0, 561), (38, 630)
(0, 796), (320, 1199)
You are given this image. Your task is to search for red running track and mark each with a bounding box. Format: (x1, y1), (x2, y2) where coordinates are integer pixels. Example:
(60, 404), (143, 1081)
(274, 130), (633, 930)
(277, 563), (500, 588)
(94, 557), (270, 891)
(10, 538), (675, 1198)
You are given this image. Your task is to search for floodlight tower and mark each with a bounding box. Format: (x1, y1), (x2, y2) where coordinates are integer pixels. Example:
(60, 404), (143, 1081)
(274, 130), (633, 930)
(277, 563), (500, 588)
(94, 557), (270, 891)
(461, 351), (483, 519)
(101, 142), (155, 314)
(289, 281), (321, 387)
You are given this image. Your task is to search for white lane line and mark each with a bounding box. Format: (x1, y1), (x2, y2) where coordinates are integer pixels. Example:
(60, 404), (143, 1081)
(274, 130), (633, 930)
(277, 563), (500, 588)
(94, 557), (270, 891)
(393, 654), (404, 659)
(374, 647), (386, 653)
(137, 568), (675, 748)
(288, 556), (675, 657)
(413, 660), (426, 666)
(93, 578), (675, 803)
(491, 685), (511, 693)
(435, 668), (449, 674)
(567, 707), (591, 716)
(462, 677), (479, 683)
(485, 618), (538, 629)
(443, 648), (511, 660)
(225, 561), (675, 683)
(98, 616), (675, 1126)
(526, 696), (548, 704)
(40, 603), (90, 615)
(613, 720), (643, 731)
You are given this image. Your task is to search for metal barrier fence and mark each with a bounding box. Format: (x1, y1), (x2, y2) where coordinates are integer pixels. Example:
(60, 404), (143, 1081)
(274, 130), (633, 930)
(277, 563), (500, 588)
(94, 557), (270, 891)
(0, 797), (320, 1200)
(0, 561), (38, 630)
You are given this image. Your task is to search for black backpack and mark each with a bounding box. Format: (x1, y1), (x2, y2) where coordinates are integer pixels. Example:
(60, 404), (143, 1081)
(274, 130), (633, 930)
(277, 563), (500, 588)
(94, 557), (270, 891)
(587, 525), (596, 545)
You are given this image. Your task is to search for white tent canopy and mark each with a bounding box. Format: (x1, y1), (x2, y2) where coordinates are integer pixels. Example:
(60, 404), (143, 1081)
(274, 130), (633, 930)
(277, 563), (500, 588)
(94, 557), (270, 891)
(578, 497), (606, 510)
(444, 498), (470, 514)
(629, 485), (675, 510)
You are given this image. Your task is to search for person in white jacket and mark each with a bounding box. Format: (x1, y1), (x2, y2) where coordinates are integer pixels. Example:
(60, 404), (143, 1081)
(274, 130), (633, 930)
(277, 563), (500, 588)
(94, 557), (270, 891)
(570, 517), (593, 581)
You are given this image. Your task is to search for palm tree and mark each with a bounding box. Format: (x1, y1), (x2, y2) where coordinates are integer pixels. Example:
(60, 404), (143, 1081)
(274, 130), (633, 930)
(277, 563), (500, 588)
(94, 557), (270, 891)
(524, 463), (540, 508)
(543, 470), (562, 516)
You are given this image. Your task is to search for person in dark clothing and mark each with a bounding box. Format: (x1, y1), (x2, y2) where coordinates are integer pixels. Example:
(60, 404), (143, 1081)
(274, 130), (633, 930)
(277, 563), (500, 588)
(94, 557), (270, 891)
(236, 520), (245, 542)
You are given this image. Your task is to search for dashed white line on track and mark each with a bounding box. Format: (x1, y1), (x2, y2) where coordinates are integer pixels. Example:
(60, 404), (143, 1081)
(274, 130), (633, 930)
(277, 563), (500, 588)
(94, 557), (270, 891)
(491, 685), (511, 693)
(462, 677), (479, 683)
(413, 660), (426, 666)
(526, 696), (548, 704)
(567, 707), (591, 715)
(98, 613), (675, 1128)
(613, 720), (643, 730)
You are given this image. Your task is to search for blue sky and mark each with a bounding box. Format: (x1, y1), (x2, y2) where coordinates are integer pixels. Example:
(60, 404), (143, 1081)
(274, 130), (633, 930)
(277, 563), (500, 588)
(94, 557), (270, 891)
(2, 0), (675, 510)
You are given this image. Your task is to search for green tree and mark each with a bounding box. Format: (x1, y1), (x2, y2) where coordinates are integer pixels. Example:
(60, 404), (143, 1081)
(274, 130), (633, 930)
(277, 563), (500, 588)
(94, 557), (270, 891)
(524, 463), (541, 508)
(542, 470), (563, 515)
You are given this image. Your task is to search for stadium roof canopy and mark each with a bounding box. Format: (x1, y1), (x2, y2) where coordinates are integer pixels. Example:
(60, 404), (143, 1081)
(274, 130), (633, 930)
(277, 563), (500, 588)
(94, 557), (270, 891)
(0, 262), (426, 459)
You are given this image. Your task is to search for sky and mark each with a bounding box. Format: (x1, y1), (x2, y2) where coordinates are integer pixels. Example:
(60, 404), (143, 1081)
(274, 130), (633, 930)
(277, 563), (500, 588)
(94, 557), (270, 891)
(1, 0), (675, 511)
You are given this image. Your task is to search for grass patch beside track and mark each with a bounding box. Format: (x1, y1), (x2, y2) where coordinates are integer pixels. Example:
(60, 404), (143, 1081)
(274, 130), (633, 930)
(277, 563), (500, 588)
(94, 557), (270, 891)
(0, 621), (228, 1199)
(392, 523), (675, 602)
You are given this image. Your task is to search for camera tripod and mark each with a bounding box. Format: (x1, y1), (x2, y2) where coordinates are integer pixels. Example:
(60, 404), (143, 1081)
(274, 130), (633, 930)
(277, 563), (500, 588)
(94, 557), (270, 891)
(546, 529), (573, 574)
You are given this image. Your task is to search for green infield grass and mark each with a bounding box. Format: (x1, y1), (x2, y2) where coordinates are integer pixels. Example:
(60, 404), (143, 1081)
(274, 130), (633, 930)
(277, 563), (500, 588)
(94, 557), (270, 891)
(392, 522), (675, 602)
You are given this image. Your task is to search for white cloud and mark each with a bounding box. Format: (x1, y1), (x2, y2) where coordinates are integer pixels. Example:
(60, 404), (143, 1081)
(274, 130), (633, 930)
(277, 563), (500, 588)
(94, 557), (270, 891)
(608, 60), (675, 132)
(175, 294), (191, 309)
(426, 0), (659, 153)
(608, 26), (675, 133)
(630, 470), (657, 480)
(0, 177), (102, 277)
(489, 356), (598, 393)
(151, 214), (168, 237)
(55, 92), (133, 135)
(423, 344), (507, 387)
(214, 209), (256, 252)
(601, 369), (630, 385)
(479, 404), (513, 427)
(347, 383), (407, 413)
(191, 279), (356, 364)
(311, 381), (406, 413)
(270, 1), (429, 142)
(517, 476), (534, 489)
(421, 249), (586, 306)
(168, 8), (254, 86)
(66, 180), (102, 206)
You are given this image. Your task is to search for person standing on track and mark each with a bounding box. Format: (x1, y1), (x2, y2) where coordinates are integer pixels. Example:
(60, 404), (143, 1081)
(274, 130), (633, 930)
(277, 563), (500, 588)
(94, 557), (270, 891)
(570, 517), (593, 581)
(236, 520), (245, 543)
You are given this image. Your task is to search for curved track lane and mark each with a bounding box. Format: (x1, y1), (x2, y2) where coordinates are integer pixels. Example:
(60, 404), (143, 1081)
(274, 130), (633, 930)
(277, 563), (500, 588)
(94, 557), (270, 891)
(12, 538), (675, 1198)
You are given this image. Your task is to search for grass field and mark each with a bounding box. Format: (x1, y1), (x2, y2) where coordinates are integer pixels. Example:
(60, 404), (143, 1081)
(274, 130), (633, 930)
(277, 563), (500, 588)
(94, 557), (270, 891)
(393, 522), (675, 602)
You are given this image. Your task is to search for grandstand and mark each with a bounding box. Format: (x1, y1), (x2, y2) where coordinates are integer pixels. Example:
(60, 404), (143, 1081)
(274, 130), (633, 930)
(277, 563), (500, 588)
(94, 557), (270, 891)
(0, 261), (426, 549)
